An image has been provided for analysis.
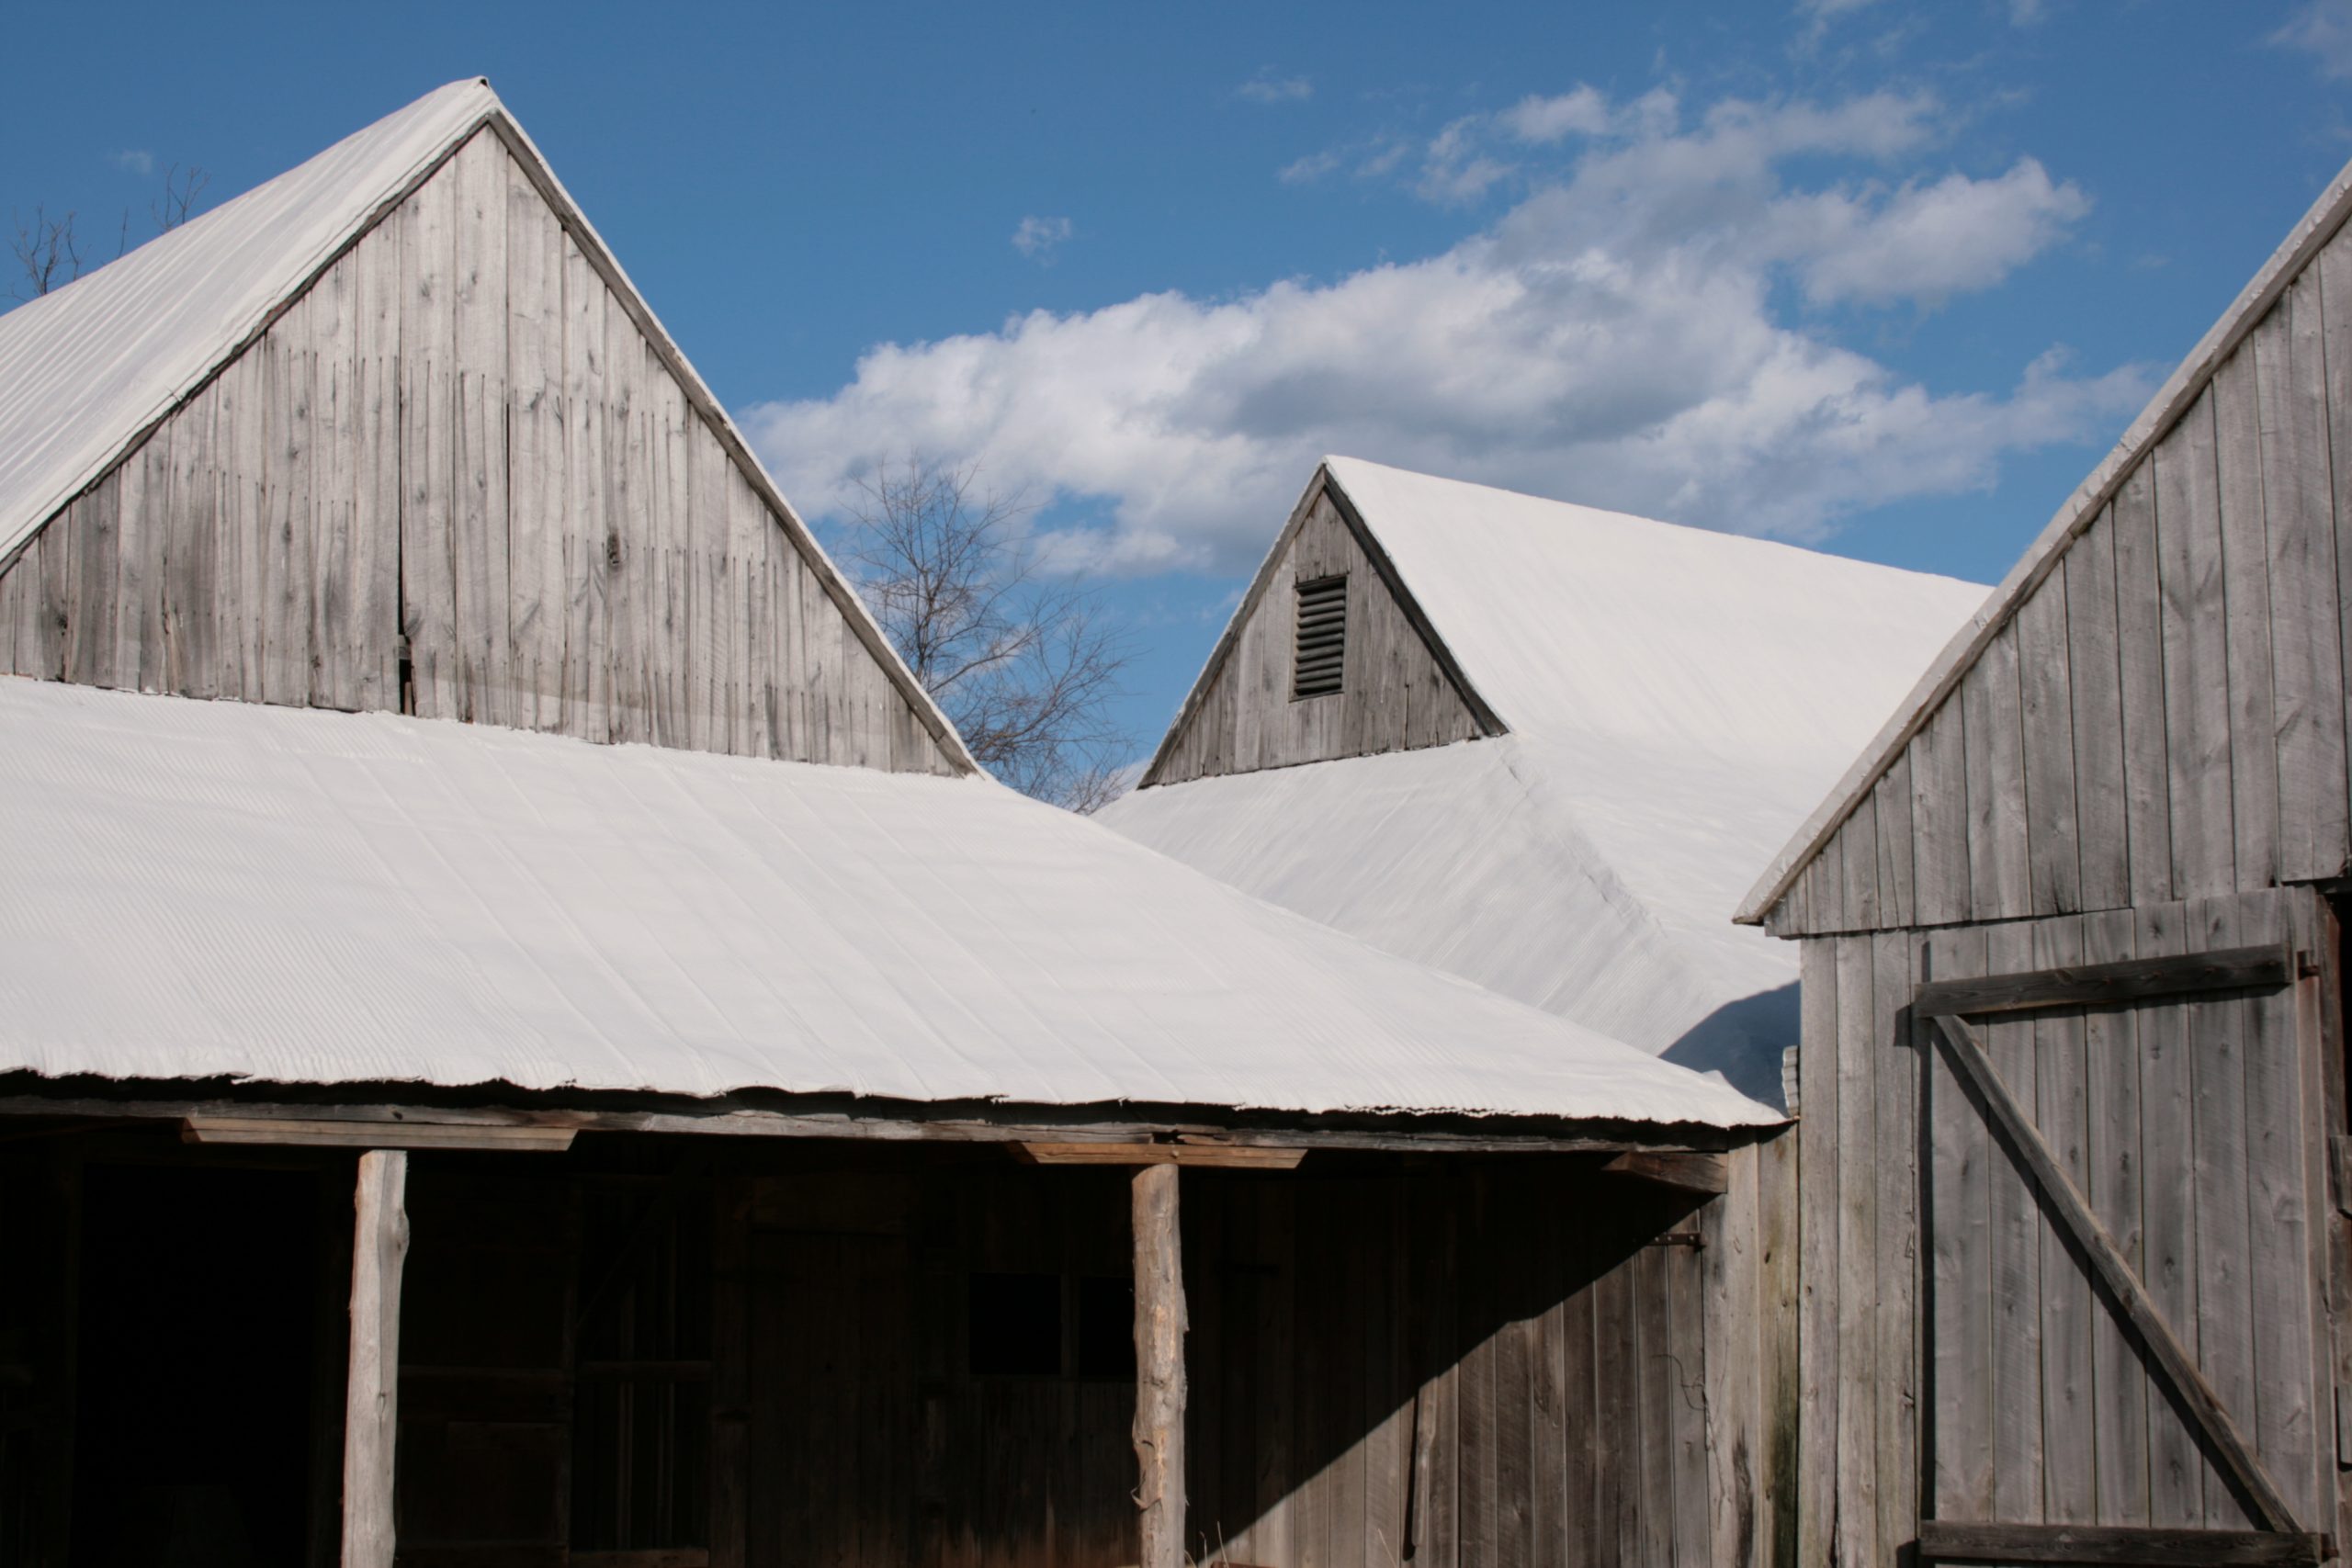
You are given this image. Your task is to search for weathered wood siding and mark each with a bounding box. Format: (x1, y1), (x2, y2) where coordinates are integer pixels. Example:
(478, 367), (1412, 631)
(1768, 223), (2352, 940)
(1790, 886), (2341, 1563)
(1145, 479), (1485, 785)
(0, 127), (958, 775)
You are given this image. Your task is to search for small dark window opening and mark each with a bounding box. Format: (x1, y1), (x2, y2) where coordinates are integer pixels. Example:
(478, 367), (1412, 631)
(1074, 1276), (1136, 1380)
(967, 1272), (1063, 1376)
(1293, 573), (1348, 700)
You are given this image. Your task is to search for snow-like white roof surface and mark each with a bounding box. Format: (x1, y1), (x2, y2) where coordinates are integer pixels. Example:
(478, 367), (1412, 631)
(0, 79), (497, 568)
(0, 677), (1773, 1129)
(1102, 459), (1987, 1102)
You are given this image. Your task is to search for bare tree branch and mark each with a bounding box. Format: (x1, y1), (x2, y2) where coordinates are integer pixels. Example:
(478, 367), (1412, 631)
(153, 164), (209, 232)
(9, 206), (84, 300)
(841, 457), (1138, 812)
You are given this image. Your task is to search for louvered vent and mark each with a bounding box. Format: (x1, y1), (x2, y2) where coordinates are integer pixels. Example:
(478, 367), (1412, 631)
(1293, 574), (1348, 699)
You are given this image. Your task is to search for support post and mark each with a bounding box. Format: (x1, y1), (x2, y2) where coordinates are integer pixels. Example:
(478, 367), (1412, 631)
(1132, 1161), (1186, 1568)
(343, 1149), (410, 1568)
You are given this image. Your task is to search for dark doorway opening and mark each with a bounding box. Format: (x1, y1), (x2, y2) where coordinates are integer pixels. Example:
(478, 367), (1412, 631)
(70, 1163), (323, 1568)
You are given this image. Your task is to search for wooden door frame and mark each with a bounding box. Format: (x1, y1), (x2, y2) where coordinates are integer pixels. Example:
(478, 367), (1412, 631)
(1913, 941), (2334, 1566)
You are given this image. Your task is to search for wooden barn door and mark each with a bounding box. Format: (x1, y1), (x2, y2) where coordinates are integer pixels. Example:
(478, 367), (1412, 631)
(1915, 893), (2334, 1564)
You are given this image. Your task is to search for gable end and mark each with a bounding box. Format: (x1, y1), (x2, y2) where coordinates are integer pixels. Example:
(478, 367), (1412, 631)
(1139, 465), (1503, 787)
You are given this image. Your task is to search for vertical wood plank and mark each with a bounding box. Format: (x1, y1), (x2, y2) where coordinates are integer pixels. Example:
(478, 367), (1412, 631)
(1834, 935), (1880, 1566)
(2189, 894), (2256, 1529)
(2018, 576), (2083, 915)
(1926, 921), (1994, 1525)
(309, 252), (357, 710)
(165, 365), (220, 697)
(2112, 461), (2176, 908)
(562, 235), (608, 739)
(400, 152), (458, 720)
(351, 214), (403, 713)
(2323, 228), (2352, 888)
(2133, 898), (2207, 1526)
(2030, 917), (2097, 1526)
(343, 1149), (409, 1568)
(69, 475), (122, 690)
(1874, 751), (1917, 930)
(1912, 698), (1973, 927)
(2240, 889), (2321, 1528)
(1963, 623), (2032, 920)
(2065, 505), (2132, 911)
(1872, 930), (1919, 1566)
(1795, 937), (1840, 1568)
(505, 147), (568, 730)
(2258, 276), (2351, 882)
(1984, 919), (2044, 1526)
(1705, 1145), (1762, 1568)
(2081, 907), (2152, 1529)
(2214, 347), (2282, 894)
(450, 128), (512, 727)
(1758, 1131), (1802, 1568)
(2156, 390), (2237, 900)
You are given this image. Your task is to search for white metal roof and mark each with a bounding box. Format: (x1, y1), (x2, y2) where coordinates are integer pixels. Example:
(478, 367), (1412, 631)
(1736, 148), (2352, 925)
(0, 677), (1775, 1129)
(1102, 459), (1985, 1102)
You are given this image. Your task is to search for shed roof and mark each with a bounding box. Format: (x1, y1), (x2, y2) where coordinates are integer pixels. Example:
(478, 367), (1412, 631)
(1736, 151), (2352, 926)
(0, 676), (1775, 1131)
(1102, 460), (1984, 1101)
(0, 76), (970, 770)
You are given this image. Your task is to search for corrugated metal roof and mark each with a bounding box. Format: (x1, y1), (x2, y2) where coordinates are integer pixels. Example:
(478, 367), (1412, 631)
(1102, 459), (1987, 1104)
(0, 677), (1776, 1129)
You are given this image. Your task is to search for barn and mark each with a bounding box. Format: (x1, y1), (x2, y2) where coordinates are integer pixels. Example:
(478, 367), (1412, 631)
(1738, 152), (2352, 1563)
(0, 81), (1785, 1568)
(1097, 457), (1988, 1109)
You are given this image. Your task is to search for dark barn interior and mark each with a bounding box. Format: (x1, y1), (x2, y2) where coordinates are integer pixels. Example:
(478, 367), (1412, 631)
(0, 1126), (1725, 1568)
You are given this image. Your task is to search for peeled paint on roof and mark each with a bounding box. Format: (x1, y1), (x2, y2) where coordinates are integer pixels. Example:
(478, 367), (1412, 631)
(0, 678), (1778, 1129)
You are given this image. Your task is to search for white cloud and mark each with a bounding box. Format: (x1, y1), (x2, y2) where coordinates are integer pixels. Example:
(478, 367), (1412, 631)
(1238, 73), (1313, 104)
(1781, 158), (2089, 305)
(1278, 150), (1340, 185)
(750, 87), (2137, 576)
(2273, 0), (2352, 78)
(1011, 215), (1073, 261)
(109, 150), (154, 176)
(1499, 88), (1614, 144)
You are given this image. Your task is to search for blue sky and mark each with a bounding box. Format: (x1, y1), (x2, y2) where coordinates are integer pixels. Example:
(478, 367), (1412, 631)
(10, 1), (2352, 763)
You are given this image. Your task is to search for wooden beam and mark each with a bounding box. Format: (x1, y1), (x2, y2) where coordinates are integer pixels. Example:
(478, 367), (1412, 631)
(1912, 944), (2289, 1019)
(1930, 1016), (2307, 1535)
(1917, 1519), (2332, 1563)
(343, 1149), (409, 1568)
(0, 1090), (1750, 1156)
(184, 1115), (576, 1152)
(1600, 1151), (1729, 1194)
(1016, 1142), (1305, 1168)
(1132, 1162), (1186, 1568)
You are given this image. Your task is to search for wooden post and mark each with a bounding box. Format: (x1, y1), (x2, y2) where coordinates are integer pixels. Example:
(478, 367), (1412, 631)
(343, 1149), (410, 1568)
(1132, 1161), (1186, 1568)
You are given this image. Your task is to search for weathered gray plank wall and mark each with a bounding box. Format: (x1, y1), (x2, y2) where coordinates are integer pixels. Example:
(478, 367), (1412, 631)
(1145, 480), (1483, 785)
(0, 128), (958, 775)
(1789, 886), (2337, 1564)
(1766, 221), (2352, 942)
